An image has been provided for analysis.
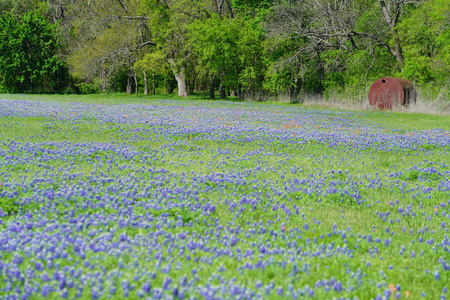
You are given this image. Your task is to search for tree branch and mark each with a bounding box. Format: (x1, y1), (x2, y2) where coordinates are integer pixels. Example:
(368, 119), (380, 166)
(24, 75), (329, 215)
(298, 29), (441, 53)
(116, 0), (128, 13)
(103, 16), (151, 22)
(129, 41), (157, 52)
(378, 1), (393, 26)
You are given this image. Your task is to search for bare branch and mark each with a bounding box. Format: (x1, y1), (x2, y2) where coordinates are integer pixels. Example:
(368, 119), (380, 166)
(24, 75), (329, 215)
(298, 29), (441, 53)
(116, 0), (128, 13)
(103, 16), (151, 22)
(379, 1), (393, 26)
(129, 41), (157, 52)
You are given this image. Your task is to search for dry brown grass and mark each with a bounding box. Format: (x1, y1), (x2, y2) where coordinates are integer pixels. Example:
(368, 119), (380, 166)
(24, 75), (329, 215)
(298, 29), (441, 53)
(299, 85), (450, 115)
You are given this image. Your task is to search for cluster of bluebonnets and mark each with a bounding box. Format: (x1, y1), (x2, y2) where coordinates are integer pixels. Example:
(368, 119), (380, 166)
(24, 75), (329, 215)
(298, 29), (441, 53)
(0, 99), (449, 299)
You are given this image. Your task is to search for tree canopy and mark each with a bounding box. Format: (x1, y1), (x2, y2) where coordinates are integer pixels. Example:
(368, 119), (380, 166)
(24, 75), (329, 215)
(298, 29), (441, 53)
(0, 11), (67, 93)
(0, 0), (448, 100)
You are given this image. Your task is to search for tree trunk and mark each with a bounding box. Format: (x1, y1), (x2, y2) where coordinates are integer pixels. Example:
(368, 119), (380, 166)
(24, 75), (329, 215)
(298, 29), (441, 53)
(143, 71), (149, 95)
(225, 0), (234, 19)
(378, 0), (405, 66)
(300, 62), (306, 101)
(219, 73), (226, 98)
(392, 29), (404, 64)
(100, 68), (108, 92)
(347, 34), (357, 51)
(209, 74), (215, 99)
(126, 70), (132, 94)
(166, 75), (175, 93)
(174, 71), (188, 97)
(152, 73), (156, 95)
(168, 58), (188, 97)
(134, 72), (138, 94)
(101, 81), (108, 92)
(187, 78), (193, 95)
(290, 63), (300, 103)
(316, 50), (324, 95)
(219, 85), (226, 99)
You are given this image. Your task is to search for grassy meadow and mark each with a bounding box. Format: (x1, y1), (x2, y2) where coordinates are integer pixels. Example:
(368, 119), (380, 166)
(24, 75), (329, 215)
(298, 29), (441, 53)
(0, 94), (449, 299)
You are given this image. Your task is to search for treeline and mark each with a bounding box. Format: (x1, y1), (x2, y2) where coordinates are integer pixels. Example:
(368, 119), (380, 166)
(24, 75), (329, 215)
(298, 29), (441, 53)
(0, 0), (448, 101)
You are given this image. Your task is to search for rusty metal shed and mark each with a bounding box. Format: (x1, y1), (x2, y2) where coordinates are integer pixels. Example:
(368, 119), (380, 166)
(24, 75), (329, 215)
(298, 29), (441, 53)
(368, 77), (416, 109)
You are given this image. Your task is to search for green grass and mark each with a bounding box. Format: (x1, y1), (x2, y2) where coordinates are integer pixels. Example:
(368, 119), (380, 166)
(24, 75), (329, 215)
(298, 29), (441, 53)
(0, 92), (243, 105)
(2, 93), (448, 131)
(0, 93), (449, 299)
(355, 111), (450, 131)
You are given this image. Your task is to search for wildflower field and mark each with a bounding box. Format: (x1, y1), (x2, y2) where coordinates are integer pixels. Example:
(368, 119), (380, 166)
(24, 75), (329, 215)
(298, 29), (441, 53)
(0, 95), (449, 300)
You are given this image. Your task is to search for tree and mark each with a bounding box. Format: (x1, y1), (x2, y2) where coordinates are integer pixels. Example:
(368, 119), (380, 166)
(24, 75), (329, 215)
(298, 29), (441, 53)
(188, 16), (241, 98)
(0, 0), (42, 16)
(264, 36), (309, 102)
(0, 11), (67, 92)
(143, 0), (211, 97)
(397, 0), (450, 85)
(265, 0), (427, 96)
(134, 50), (170, 95)
(67, 0), (153, 93)
(236, 17), (267, 99)
(210, 0), (234, 18)
(232, 0), (276, 11)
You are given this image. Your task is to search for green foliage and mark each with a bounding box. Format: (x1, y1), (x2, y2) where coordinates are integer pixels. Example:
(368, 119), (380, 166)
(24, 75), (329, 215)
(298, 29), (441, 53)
(355, 3), (387, 38)
(0, 11), (67, 93)
(188, 16), (266, 93)
(0, 0), (448, 101)
(134, 51), (169, 75)
(0, 0), (43, 16)
(0, 196), (18, 216)
(143, 0), (209, 63)
(141, 0), (212, 96)
(74, 82), (98, 95)
(188, 17), (239, 82)
(397, 0), (450, 85)
(232, 0), (275, 11)
(235, 17), (266, 91)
